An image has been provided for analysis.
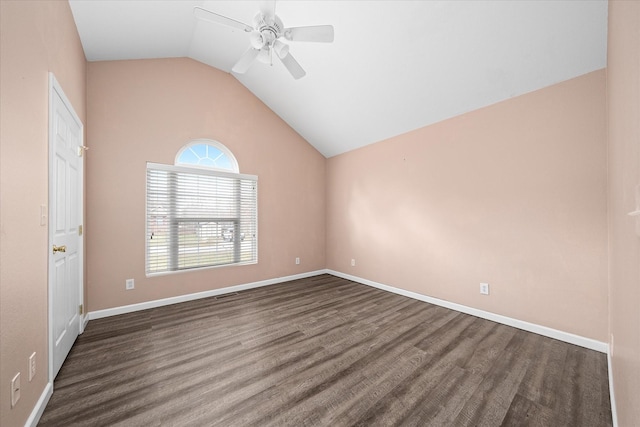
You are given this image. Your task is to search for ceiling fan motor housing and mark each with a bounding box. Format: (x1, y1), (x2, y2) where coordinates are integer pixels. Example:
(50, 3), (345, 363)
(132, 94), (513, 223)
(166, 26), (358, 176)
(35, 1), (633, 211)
(252, 13), (284, 48)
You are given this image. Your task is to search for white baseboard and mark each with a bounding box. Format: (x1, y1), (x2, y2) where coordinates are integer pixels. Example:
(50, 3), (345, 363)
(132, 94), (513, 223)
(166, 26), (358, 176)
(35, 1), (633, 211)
(327, 269), (608, 353)
(24, 381), (52, 427)
(87, 270), (326, 321)
(608, 347), (619, 426)
(88, 268), (608, 353)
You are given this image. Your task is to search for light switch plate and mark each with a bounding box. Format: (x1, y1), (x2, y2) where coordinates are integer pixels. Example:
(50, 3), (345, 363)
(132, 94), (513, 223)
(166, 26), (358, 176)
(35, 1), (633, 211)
(11, 372), (20, 407)
(29, 352), (36, 381)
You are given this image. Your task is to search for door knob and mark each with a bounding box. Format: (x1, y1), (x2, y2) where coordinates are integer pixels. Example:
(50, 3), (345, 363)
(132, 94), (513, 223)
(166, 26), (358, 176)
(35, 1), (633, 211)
(53, 245), (66, 254)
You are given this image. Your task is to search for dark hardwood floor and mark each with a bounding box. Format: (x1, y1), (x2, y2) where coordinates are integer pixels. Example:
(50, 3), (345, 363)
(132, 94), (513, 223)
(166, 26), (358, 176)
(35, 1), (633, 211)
(39, 274), (612, 426)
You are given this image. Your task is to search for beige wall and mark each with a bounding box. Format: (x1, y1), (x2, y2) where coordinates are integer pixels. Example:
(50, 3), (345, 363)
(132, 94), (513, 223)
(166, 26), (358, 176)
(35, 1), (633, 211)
(0, 1), (87, 426)
(607, 1), (640, 425)
(85, 58), (325, 312)
(327, 70), (608, 341)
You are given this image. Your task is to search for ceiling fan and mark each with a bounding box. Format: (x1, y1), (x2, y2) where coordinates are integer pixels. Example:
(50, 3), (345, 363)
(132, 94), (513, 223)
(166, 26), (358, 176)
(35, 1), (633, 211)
(194, 2), (334, 80)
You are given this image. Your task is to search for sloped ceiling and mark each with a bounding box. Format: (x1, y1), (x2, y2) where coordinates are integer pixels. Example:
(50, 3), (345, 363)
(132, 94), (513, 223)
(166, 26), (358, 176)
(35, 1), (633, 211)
(69, 0), (608, 157)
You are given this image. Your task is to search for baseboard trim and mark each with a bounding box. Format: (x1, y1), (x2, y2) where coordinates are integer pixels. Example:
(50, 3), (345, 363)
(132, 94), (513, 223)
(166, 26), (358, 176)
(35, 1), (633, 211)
(327, 269), (608, 353)
(86, 268), (608, 353)
(25, 381), (52, 427)
(607, 347), (619, 426)
(87, 270), (327, 321)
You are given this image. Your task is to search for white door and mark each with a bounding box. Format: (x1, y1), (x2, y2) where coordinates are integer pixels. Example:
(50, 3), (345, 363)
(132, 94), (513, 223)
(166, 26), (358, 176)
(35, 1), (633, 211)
(48, 73), (84, 379)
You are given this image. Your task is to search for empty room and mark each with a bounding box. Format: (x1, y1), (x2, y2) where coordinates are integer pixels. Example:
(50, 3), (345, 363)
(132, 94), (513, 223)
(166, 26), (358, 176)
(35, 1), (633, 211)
(0, 0), (638, 426)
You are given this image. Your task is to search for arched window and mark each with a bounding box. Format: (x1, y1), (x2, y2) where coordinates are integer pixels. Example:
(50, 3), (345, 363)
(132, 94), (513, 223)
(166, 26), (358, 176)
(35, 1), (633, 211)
(175, 139), (238, 172)
(146, 139), (257, 275)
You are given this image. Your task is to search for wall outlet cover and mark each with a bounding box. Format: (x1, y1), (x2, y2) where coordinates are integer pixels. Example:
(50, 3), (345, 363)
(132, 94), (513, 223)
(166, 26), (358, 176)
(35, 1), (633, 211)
(480, 283), (490, 295)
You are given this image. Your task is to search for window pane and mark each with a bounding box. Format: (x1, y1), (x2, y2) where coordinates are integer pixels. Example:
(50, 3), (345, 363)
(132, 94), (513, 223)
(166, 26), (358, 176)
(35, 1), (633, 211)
(176, 142), (238, 172)
(190, 144), (207, 159)
(177, 149), (199, 165)
(177, 221), (236, 269)
(206, 145), (223, 160)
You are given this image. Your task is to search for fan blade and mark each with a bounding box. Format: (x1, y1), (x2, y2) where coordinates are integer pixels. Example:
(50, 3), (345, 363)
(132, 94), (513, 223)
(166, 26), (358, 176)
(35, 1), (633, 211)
(284, 25), (334, 43)
(193, 7), (252, 32)
(279, 52), (306, 80)
(232, 48), (261, 74)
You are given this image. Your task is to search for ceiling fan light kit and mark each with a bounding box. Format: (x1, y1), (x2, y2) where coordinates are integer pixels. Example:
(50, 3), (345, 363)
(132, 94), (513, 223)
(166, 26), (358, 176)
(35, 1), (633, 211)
(193, 4), (334, 80)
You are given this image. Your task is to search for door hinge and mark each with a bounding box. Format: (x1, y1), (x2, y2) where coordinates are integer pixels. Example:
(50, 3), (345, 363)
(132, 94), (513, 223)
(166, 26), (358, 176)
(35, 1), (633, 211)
(79, 304), (83, 315)
(78, 225), (83, 236)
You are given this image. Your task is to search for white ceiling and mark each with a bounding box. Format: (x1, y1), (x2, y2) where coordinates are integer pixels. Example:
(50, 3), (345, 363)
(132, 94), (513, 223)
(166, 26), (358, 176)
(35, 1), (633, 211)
(68, 1), (608, 158)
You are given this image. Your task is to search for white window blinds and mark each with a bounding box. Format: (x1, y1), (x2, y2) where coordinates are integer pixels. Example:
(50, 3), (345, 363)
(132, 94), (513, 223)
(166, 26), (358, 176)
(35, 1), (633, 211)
(146, 162), (257, 275)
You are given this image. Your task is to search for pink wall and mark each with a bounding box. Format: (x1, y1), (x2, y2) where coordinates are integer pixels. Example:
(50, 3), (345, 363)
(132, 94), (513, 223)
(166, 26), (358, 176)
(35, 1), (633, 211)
(607, 1), (640, 424)
(0, 1), (87, 426)
(326, 70), (608, 341)
(86, 58), (325, 312)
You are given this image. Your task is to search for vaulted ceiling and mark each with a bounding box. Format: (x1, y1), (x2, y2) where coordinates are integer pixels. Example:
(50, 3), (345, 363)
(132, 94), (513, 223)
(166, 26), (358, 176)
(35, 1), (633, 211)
(68, 1), (608, 157)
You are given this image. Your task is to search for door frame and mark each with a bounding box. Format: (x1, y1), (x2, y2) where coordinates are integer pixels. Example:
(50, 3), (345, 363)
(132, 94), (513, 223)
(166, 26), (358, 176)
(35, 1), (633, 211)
(47, 72), (85, 384)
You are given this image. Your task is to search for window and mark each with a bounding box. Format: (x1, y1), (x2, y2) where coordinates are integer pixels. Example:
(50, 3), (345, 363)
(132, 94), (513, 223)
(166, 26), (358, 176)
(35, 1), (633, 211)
(175, 140), (238, 172)
(146, 141), (257, 275)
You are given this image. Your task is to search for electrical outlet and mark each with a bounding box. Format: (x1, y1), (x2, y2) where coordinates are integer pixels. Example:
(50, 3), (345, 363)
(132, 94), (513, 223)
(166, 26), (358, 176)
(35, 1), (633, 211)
(11, 372), (20, 407)
(480, 283), (490, 295)
(125, 279), (134, 290)
(29, 352), (36, 382)
(295, 257), (300, 265)
(351, 259), (356, 266)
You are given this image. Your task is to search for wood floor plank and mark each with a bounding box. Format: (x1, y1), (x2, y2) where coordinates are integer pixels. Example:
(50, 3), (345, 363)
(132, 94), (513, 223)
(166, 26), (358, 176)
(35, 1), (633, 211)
(330, 345), (428, 426)
(516, 334), (568, 408)
(38, 274), (612, 427)
(453, 330), (534, 426)
(501, 393), (555, 427)
(397, 321), (501, 425)
(227, 306), (446, 426)
(350, 313), (499, 426)
(552, 345), (613, 426)
(422, 323), (518, 426)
